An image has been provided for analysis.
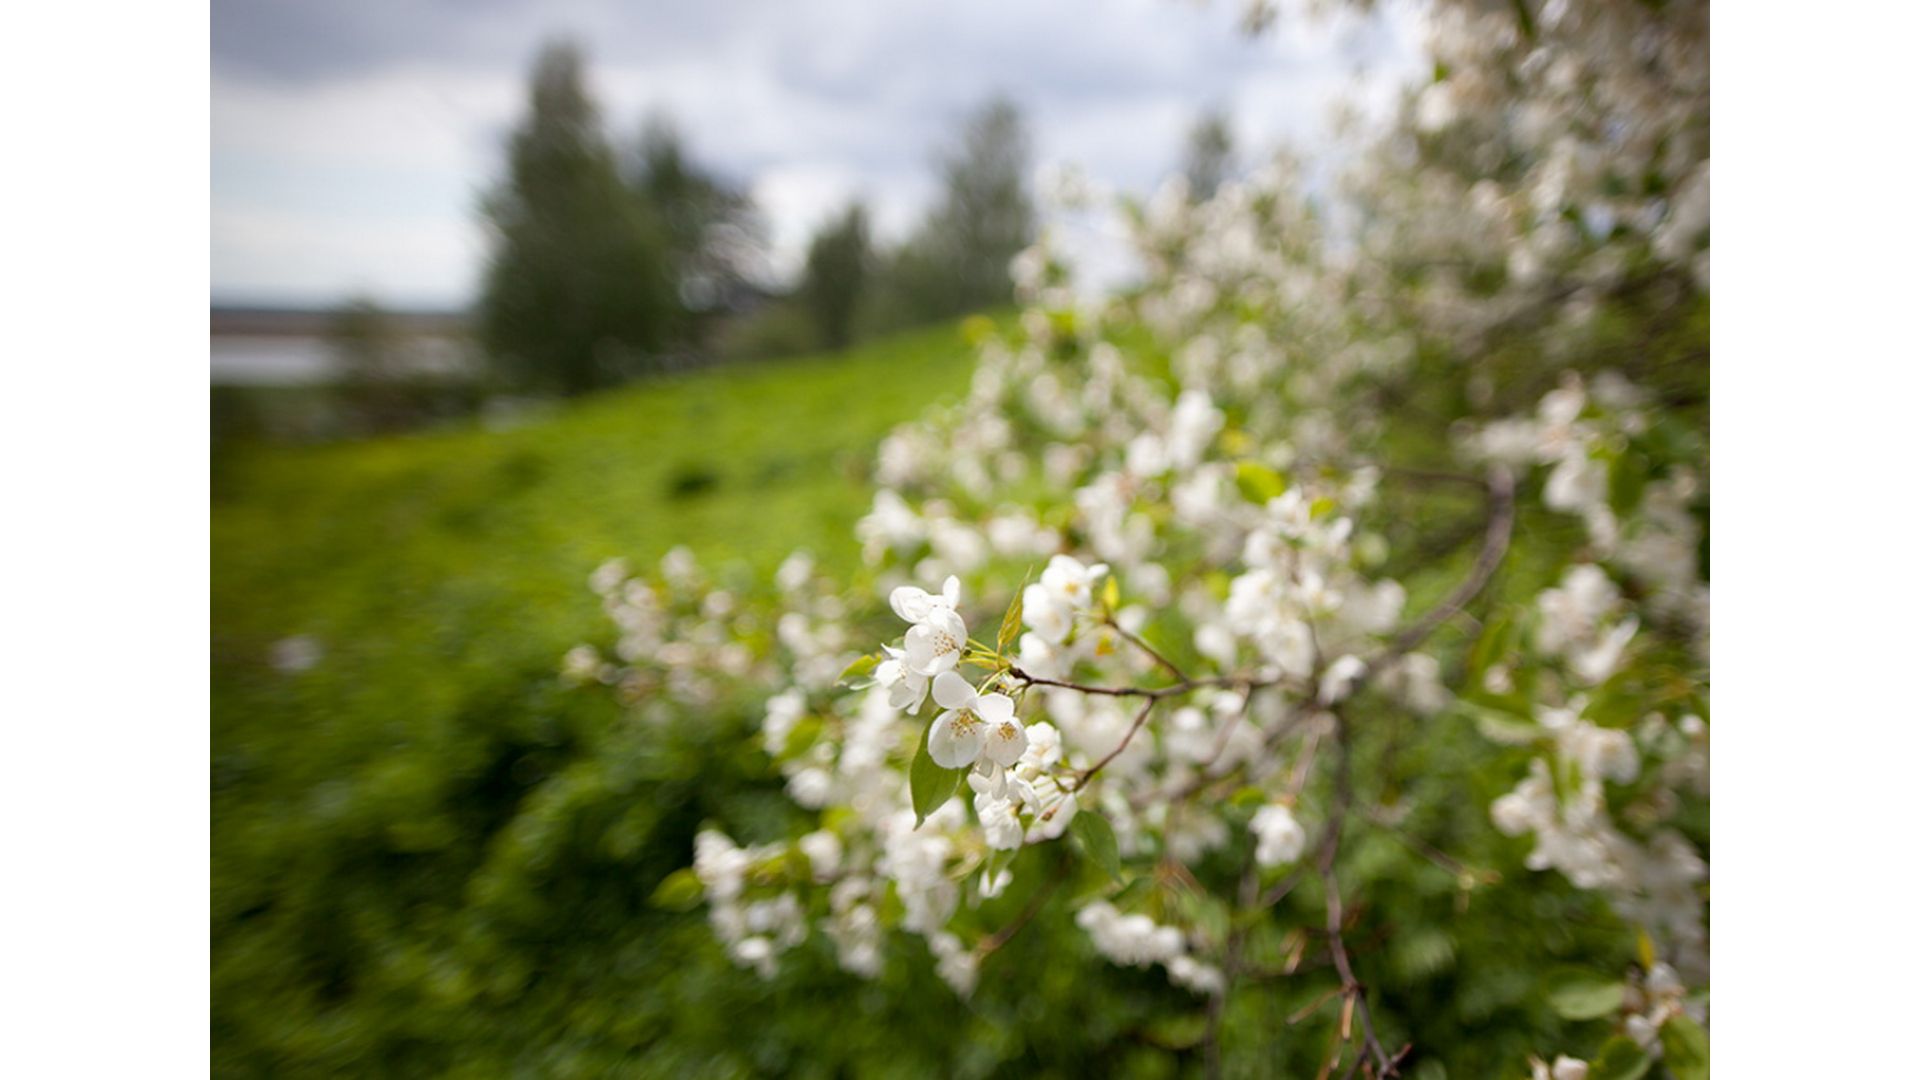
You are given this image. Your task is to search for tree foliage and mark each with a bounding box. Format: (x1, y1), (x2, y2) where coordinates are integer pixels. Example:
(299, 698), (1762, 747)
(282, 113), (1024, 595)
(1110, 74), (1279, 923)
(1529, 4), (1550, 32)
(628, 113), (765, 341)
(479, 44), (727, 394)
(800, 202), (872, 350)
(877, 96), (1036, 328)
(1181, 108), (1235, 201)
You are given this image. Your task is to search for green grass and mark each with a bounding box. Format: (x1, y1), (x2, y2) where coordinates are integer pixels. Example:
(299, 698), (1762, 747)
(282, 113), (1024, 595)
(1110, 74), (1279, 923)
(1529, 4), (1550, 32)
(211, 322), (980, 899)
(214, 320), (976, 731)
(212, 320), (994, 1074)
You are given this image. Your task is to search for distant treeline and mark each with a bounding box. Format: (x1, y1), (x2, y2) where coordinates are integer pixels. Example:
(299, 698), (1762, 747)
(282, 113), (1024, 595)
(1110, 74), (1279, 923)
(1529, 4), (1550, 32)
(215, 40), (1244, 442)
(475, 40), (1040, 396)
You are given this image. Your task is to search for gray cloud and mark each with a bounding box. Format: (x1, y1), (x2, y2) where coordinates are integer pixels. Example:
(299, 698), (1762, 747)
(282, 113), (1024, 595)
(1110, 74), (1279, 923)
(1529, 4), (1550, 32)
(211, 0), (1424, 304)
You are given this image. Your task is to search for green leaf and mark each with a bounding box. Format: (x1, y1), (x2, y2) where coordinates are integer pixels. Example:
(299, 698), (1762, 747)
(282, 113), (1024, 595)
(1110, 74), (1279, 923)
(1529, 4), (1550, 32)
(1608, 449), (1650, 517)
(1635, 930), (1657, 973)
(1659, 1015), (1709, 1080)
(837, 653), (880, 687)
(1587, 1036), (1653, 1080)
(777, 716), (824, 761)
(1070, 811), (1122, 881)
(910, 721), (965, 828)
(998, 583), (1025, 657)
(1509, 0), (1537, 41)
(1546, 969), (1626, 1020)
(1466, 608), (1515, 683)
(648, 867), (705, 912)
(1142, 1012), (1209, 1049)
(1459, 701), (1538, 746)
(1100, 574), (1119, 613)
(1228, 786), (1267, 809)
(1234, 460), (1287, 504)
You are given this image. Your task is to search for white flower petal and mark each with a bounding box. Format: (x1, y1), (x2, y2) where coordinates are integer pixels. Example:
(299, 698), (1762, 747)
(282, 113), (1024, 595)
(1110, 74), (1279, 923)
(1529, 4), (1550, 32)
(932, 670), (977, 711)
(928, 605), (967, 641)
(890, 586), (933, 623)
(1008, 775), (1039, 806)
(974, 693), (1015, 725)
(890, 675), (929, 713)
(902, 625), (938, 671)
(983, 717), (1028, 768)
(928, 712), (982, 768)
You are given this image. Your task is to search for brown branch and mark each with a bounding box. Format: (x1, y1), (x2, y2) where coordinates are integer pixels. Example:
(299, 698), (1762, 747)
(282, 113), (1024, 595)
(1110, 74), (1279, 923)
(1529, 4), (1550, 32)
(1318, 707), (1400, 1077)
(1367, 465), (1516, 673)
(1288, 983), (1346, 1025)
(1009, 668), (1174, 699)
(1008, 665), (1286, 701)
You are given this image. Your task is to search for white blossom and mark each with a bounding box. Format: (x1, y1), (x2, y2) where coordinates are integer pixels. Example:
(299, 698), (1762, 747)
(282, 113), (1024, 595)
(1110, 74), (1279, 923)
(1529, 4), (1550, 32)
(928, 671), (1026, 769)
(1250, 803), (1307, 866)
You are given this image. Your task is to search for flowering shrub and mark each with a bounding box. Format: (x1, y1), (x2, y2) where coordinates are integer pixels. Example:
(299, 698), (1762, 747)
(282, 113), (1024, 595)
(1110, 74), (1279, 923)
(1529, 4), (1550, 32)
(574, 1), (1707, 1074)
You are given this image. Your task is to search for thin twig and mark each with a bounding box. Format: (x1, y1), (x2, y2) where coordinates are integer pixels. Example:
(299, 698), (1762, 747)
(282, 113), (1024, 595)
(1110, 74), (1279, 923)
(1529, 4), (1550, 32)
(1318, 708), (1399, 1077)
(1130, 682), (1264, 810)
(1108, 618), (1189, 682)
(1365, 806), (1498, 885)
(977, 859), (1070, 959)
(1008, 666), (1285, 700)
(1369, 466), (1516, 670)
(1256, 865), (1307, 912)
(1075, 697), (1156, 787)
(1010, 668), (1173, 699)
(1289, 983), (1346, 1025)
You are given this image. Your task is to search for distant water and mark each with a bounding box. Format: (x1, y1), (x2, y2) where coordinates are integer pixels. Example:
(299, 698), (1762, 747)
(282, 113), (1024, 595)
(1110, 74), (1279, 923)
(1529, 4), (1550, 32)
(210, 335), (335, 386)
(210, 333), (476, 386)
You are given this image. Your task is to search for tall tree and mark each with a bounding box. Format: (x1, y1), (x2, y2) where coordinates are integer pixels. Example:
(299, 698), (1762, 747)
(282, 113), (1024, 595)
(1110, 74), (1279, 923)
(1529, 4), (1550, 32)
(479, 42), (676, 395)
(627, 113), (763, 334)
(1182, 108), (1235, 201)
(799, 202), (871, 350)
(885, 96), (1035, 326)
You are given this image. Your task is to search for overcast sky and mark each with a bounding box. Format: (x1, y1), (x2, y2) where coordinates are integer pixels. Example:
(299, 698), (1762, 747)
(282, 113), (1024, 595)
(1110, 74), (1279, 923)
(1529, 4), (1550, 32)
(211, 0), (1425, 308)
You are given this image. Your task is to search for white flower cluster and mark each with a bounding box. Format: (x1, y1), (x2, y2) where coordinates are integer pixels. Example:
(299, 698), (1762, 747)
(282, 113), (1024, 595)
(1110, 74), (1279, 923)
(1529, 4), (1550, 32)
(1621, 961), (1706, 1056)
(1528, 1054), (1590, 1080)
(693, 830), (805, 979)
(1075, 901), (1224, 996)
(1249, 802), (1307, 867)
(563, 548), (771, 716)
(562, 0), (1708, 1055)
(1535, 564), (1639, 687)
(1490, 699), (1707, 979)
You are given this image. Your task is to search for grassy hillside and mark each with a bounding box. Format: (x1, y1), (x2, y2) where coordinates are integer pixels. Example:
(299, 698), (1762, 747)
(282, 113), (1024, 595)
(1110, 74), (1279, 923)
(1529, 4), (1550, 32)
(212, 323), (991, 1072)
(213, 320), (979, 747)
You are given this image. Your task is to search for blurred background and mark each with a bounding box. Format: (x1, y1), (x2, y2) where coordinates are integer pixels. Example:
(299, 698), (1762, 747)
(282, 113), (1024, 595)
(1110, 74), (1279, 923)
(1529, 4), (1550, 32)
(209, 1), (1674, 1075)
(211, 0), (1419, 439)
